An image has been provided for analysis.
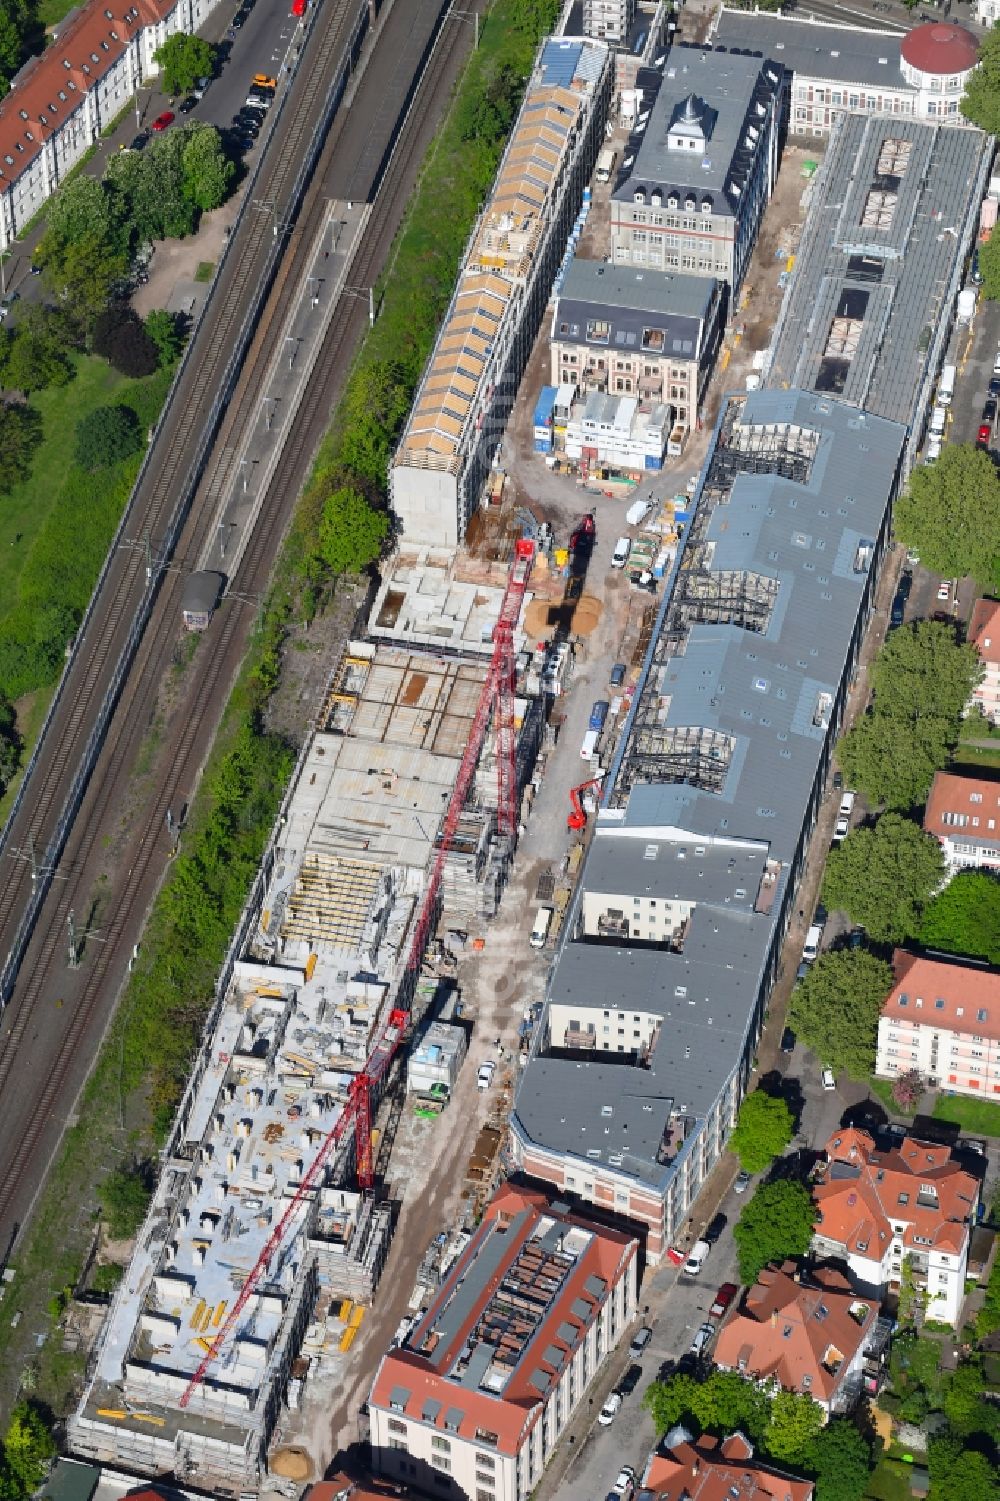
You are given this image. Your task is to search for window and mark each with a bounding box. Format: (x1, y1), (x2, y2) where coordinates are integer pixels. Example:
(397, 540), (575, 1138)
(431, 1437), (451, 1453)
(388, 1418), (406, 1436)
(475, 1453), (496, 1471)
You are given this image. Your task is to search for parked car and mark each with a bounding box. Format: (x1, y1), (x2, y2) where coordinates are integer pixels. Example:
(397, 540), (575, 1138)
(780, 1026), (796, 1055)
(609, 1466), (636, 1501)
(704, 1212), (727, 1244)
(734, 1168), (753, 1193)
(123, 130), (149, 151)
(937, 580), (951, 601)
(151, 110), (175, 131)
(629, 1325), (652, 1357)
(993, 349), (1000, 376)
(683, 1238), (711, 1275)
(822, 1066), (836, 1091)
(833, 813), (850, 842)
(985, 398), (998, 426)
(618, 1363), (643, 1397)
(178, 96), (198, 114)
(989, 376), (1000, 398)
(477, 1059), (496, 1091)
(598, 1391), (622, 1426)
(710, 1282), (738, 1318)
(833, 770), (843, 791)
(848, 926), (864, 949)
(0, 293), (18, 319)
(610, 662), (626, 688)
(690, 1321), (715, 1356)
(252, 72), (277, 90)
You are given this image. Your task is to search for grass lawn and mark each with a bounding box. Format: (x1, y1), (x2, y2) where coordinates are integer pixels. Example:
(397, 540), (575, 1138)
(0, 355), (128, 612)
(865, 1456), (920, 1501)
(869, 1076), (913, 1116)
(951, 743), (1000, 772)
(933, 1093), (1000, 1136)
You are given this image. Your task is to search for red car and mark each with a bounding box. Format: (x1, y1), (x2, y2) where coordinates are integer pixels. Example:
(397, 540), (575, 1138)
(151, 110), (175, 131)
(978, 422), (993, 448)
(710, 1282), (738, 1318)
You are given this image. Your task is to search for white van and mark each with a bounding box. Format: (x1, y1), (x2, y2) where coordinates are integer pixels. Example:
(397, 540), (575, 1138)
(929, 405), (947, 437)
(839, 790), (856, 820)
(596, 147), (617, 184)
(530, 907), (553, 948)
(683, 1239), (711, 1276)
(612, 537), (631, 569)
(938, 364), (956, 406)
(580, 729), (599, 761)
(803, 923), (824, 963)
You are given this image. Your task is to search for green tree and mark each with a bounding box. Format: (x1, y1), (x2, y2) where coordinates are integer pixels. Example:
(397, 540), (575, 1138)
(806, 1419), (873, 1501)
(821, 813), (944, 942)
(337, 360), (414, 485)
(871, 620), (980, 725)
(928, 1435), (999, 1501)
(980, 226), (1000, 303)
(763, 1389), (824, 1465)
(97, 1162), (152, 1238)
(316, 485), (389, 575)
(733, 1180), (815, 1285)
(145, 308), (185, 369)
(644, 1370), (770, 1441)
(895, 444), (1000, 588)
(942, 1358), (1000, 1439)
(0, 401), (42, 492)
(181, 124), (235, 213)
(728, 1088), (794, 1174)
(0, 692), (21, 793)
(75, 404), (143, 471)
(920, 869), (1000, 964)
(962, 23), (1000, 136)
(459, 62), (523, 144)
(838, 709), (954, 813)
(789, 949), (893, 1077)
(1, 325), (74, 394)
(153, 32), (216, 96)
(0, 0), (38, 95)
(1, 1401), (55, 1497)
(38, 230), (128, 324)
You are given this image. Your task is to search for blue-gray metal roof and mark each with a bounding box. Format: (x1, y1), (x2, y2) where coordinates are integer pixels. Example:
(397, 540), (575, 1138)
(712, 10), (908, 93)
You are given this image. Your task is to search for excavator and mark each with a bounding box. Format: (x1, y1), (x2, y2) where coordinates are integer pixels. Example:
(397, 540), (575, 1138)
(567, 775), (604, 831)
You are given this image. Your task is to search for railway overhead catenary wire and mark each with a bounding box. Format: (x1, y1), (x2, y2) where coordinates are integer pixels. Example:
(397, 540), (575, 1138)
(179, 539), (536, 1408)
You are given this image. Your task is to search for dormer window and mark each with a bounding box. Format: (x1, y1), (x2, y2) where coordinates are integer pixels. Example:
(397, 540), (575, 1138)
(633, 189), (646, 205)
(701, 198), (712, 215)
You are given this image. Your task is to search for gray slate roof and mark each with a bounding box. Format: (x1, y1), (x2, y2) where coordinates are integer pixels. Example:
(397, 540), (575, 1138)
(553, 258), (717, 360)
(767, 115), (991, 429)
(712, 10), (909, 93)
(613, 45), (782, 216)
(584, 833), (766, 908)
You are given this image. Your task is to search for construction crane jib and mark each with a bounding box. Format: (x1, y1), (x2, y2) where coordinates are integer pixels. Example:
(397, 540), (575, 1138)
(179, 539), (535, 1408)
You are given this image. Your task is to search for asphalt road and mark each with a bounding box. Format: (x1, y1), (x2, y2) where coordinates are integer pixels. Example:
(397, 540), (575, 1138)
(0, 0), (470, 1279)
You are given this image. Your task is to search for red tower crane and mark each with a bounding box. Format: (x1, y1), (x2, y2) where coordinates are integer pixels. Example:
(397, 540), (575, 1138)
(179, 539), (535, 1408)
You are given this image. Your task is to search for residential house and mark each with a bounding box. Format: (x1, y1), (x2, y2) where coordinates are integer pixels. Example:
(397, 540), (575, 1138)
(0, 0), (225, 250)
(967, 598), (1000, 725)
(712, 1261), (879, 1415)
(643, 1429), (814, 1501)
(550, 254), (724, 427)
(811, 1127), (979, 1326)
(876, 949), (1000, 1102)
(923, 770), (1000, 874)
(368, 1181), (639, 1501)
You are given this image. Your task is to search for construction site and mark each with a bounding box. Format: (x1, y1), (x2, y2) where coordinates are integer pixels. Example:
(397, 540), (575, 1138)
(68, 539), (554, 1495)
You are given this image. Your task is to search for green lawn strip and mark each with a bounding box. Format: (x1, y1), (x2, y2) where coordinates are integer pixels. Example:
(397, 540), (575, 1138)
(951, 744), (1000, 771)
(0, 360), (173, 706)
(932, 1093), (1000, 1137)
(865, 1455), (921, 1501)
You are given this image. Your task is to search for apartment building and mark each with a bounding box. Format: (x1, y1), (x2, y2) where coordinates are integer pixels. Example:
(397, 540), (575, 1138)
(923, 770), (1000, 874)
(712, 13), (980, 138)
(712, 1262), (880, 1416)
(610, 47), (783, 292)
(368, 1182), (639, 1501)
(876, 949), (1000, 1102)
(967, 598), (1000, 725)
(550, 254), (724, 426)
(508, 390), (906, 1261)
(643, 1430), (814, 1501)
(391, 36), (611, 547)
(0, 0), (225, 250)
(582, 0), (636, 46)
(812, 1127), (979, 1326)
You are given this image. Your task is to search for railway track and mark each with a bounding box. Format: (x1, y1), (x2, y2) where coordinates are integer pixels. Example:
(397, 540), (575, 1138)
(0, 0), (477, 1253)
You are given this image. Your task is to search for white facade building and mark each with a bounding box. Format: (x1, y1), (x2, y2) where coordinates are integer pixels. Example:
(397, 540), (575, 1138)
(876, 949), (1000, 1103)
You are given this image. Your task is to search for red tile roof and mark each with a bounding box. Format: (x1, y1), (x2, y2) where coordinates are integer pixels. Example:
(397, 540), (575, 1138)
(883, 949), (1000, 1045)
(923, 770), (1000, 851)
(969, 599), (1000, 668)
(645, 1431), (813, 1501)
(309, 1478), (409, 1501)
(713, 1262), (877, 1404)
(0, 0), (172, 191)
(369, 1182), (637, 1457)
(813, 1127), (978, 1261)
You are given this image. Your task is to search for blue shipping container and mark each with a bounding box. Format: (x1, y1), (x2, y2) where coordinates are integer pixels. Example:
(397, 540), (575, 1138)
(534, 386), (557, 429)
